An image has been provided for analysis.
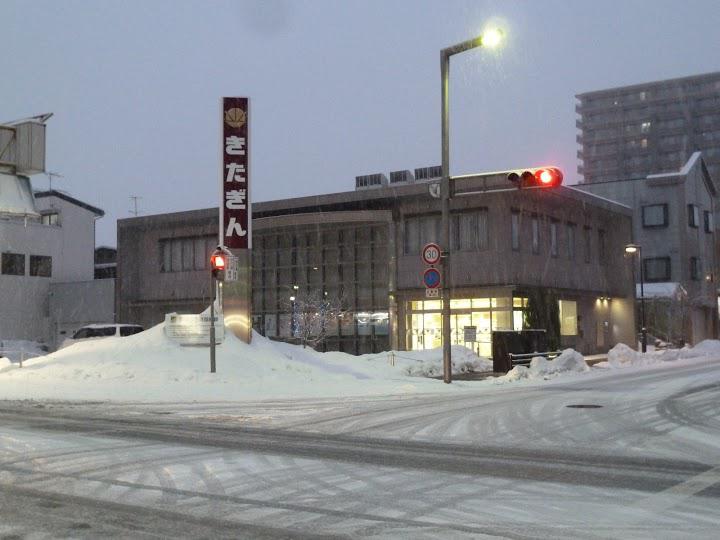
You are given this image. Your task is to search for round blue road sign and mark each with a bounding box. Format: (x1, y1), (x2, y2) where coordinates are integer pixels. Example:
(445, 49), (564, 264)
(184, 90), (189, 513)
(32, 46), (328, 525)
(423, 267), (441, 289)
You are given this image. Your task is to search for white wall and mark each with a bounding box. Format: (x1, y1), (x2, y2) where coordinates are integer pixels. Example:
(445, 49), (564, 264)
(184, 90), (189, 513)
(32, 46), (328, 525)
(35, 195), (96, 282)
(0, 219), (60, 342)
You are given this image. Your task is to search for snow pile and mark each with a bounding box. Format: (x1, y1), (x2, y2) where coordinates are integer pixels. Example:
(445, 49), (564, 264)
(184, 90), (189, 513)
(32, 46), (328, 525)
(496, 349), (588, 383)
(0, 323), (480, 402)
(600, 339), (720, 370)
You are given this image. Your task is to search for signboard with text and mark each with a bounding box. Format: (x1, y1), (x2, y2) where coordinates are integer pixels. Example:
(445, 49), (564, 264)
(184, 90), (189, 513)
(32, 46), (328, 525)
(221, 97), (250, 249)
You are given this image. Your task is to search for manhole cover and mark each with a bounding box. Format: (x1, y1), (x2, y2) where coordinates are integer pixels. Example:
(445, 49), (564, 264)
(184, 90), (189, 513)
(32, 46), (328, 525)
(566, 404), (603, 409)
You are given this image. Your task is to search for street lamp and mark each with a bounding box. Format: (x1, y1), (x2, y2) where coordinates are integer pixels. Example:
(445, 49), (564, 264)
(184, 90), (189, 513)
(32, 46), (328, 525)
(440, 28), (504, 384)
(625, 243), (647, 352)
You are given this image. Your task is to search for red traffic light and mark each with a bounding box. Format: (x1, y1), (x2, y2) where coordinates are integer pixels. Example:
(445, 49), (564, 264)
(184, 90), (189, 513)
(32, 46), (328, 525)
(211, 254), (226, 270)
(507, 167), (563, 189)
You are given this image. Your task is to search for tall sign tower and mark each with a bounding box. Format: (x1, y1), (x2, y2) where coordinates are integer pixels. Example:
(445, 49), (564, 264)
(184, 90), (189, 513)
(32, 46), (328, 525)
(220, 97), (252, 343)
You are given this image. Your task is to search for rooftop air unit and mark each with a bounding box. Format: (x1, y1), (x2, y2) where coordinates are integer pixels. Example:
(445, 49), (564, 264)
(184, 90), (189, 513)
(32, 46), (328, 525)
(389, 170), (415, 184)
(355, 173), (388, 190)
(414, 166), (442, 182)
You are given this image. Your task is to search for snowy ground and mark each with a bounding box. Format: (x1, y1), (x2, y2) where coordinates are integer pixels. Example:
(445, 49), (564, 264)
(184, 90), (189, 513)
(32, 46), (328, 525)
(1, 320), (720, 402)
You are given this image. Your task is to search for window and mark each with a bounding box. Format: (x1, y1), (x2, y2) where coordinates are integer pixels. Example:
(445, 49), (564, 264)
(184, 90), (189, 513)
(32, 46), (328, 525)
(404, 215), (440, 255)
(559, 300), (577, 336)
(1, 252), (24, 276)
(159, 236), (216, 272)
(642, 204), (668, 228)
(640, 121), (651, 133)
(29, 255), (52, 277)
(531, 215), (540, 255)
(643, 257), (671, 282)
(583, 227), (592, 263)
(550, 221), (558, 257)
(40, 212), (59, 226)
(704, 211), (713, 233)
(120, 326), (143, 337)
(452, 210), (488, 251)
(690, 257), (701, 281)
(688, 204), (700, 228)
(567, 223), (576, 260)
(598, 229), (606, 262)
(511, 211), (520, 251)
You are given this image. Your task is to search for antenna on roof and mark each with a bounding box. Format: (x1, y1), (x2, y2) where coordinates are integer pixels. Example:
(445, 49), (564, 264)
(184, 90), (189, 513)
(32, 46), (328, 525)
(45, 171), (63, 191)
(129, 195), (142, 216)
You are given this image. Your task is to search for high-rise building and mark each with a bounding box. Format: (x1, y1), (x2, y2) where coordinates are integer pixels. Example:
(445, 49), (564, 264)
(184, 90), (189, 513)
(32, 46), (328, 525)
(576, 72), (720, 184)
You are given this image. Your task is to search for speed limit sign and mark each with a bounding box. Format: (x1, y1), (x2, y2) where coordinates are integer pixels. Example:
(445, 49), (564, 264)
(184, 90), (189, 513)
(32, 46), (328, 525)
(422, 243), (442, 265)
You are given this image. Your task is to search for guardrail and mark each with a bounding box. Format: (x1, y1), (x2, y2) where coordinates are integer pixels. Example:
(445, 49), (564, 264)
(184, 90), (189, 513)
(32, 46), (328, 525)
(508, 350), (564, 367)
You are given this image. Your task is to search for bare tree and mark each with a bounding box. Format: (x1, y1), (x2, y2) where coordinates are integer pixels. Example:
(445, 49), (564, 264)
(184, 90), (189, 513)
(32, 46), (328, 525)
(282, 289), (347, 349)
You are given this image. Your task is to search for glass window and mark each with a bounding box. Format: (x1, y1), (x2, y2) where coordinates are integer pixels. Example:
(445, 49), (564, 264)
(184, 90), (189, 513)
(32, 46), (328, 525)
(584, 227), (592, 263)
(567, 223), (576, 260)
(194, 237), (207, 270)
(550, 221), (558, 257)
(40, 212), (59, 226)
(642, 204), (668, 227)
(644, 257), (671, 282)
(704, 211), (713, 233)
(688, 204), (699, 228)
(404, 217), (420, 255)
(171, 240), (182, 271)
(29, 255), (52, 277)
(559, 300), (577, 336)
(120, 326), (143, 336)
(511, 212), (520, 251)
(160, 240), (171, 272)
(531, 216), (540, 255)
(690, 257), (701, 281)
(1, 252), (24, 276)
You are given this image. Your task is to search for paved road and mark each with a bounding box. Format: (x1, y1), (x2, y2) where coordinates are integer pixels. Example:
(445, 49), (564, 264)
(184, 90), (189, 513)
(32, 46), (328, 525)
(1, 360), (719, 538)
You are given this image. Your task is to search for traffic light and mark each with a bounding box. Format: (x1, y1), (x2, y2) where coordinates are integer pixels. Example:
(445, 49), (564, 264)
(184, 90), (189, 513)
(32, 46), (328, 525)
(507, 167), (563, 189)
(211, 248), (226, 281)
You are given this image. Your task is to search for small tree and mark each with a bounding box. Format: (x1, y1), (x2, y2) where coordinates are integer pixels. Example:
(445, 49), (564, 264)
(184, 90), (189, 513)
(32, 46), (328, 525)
(524, 288), (561, 351)
(282, 289), (347, 349)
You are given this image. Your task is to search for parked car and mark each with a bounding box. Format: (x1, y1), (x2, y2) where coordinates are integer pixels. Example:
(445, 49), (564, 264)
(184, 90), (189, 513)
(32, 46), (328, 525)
(59, 324), (144, 349)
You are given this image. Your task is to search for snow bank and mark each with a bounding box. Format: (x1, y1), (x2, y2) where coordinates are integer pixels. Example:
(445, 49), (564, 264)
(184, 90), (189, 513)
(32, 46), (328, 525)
(0, 323), (481, 402)
(495, 349), (588, 383)
(599, 339), (720, 370)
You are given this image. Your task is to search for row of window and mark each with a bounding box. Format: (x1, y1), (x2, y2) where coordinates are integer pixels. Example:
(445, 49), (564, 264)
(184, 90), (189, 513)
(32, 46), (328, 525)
(159, 236), (217, 273)
(641, 203), (713, 231)
(1, 253), (52, 277)
(643, 257), (705, 282)
(403, 210), (489, 255)
(511, 213), (604, 262)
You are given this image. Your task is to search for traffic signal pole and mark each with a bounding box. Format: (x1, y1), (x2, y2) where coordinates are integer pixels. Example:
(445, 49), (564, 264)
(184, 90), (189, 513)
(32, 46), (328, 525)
(210, 272), (216, 373)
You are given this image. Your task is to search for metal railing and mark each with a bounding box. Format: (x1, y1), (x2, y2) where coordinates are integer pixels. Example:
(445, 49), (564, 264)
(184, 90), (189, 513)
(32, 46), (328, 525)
(508, 350), (564, 366)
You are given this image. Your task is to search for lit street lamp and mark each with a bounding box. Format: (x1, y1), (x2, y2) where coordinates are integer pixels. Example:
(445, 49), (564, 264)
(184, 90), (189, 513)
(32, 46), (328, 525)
(625, 243), (647, 352)
(440, 28), (503, 384)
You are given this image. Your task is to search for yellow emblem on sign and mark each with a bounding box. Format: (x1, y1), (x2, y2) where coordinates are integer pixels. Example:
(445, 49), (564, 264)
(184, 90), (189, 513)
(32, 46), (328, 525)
(224, 108), (246, 128)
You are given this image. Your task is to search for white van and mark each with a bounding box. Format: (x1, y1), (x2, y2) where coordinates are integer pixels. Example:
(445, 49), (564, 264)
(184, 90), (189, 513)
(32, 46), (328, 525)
(60, 324), (144, 349)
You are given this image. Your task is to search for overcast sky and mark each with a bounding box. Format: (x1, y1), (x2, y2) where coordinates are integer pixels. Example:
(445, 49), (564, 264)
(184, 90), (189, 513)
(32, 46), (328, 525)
(3, 0), (720, 246)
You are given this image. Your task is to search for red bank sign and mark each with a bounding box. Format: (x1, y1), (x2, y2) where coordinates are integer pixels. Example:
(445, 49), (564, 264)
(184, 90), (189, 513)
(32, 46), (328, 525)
(221, 97), (250, 249)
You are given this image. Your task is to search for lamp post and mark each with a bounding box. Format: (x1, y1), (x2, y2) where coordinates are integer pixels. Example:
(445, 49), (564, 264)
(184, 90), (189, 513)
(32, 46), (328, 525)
(625, 243), (647, 352)
(440, 28), (503, 384)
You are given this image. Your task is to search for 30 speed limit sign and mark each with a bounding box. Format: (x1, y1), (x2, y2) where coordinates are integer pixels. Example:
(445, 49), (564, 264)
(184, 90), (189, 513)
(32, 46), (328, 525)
(421, 243), (441, 265)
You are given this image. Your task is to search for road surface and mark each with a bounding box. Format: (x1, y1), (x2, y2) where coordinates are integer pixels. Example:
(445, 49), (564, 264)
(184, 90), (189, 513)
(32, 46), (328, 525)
(1, 359), (719, 538)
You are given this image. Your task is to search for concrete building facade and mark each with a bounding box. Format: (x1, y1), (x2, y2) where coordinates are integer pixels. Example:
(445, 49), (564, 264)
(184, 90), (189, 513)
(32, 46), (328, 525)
(577, 153), (718, 345)
(576, 71), (720, 184)
(117, 169), (636, 358)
